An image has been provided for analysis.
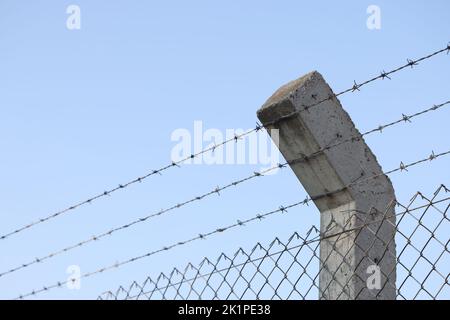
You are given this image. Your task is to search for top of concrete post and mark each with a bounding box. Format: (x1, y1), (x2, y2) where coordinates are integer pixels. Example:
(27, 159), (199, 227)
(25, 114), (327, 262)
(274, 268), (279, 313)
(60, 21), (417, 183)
(257, 71), (395, 213)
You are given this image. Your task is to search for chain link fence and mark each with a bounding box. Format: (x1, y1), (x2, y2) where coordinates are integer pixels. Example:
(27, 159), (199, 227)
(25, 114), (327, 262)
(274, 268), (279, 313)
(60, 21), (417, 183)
(98, 185), (450, 300)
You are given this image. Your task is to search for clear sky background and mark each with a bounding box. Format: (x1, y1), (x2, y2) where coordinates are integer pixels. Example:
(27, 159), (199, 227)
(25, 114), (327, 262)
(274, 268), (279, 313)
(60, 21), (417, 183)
(0, 1), (449, 299)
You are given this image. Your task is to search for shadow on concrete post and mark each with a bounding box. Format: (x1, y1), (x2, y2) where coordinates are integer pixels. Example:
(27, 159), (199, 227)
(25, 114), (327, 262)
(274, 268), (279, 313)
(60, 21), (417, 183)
(257, 71), (397, 300)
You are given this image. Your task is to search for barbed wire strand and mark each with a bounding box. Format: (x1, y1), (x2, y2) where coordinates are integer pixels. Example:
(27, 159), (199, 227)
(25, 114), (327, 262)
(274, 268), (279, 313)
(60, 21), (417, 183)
(294, 100), (450, 163)
(320, 194), (450, 245)
(1, 100), (447, 279)
(264, 44), (450, 126)
(14, 149), (450, 299)
(2, 44), (448, 242)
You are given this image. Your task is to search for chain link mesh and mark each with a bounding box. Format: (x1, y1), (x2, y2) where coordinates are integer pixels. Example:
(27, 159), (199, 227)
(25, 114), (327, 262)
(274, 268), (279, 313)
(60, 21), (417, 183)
(98, 185), (450, 300)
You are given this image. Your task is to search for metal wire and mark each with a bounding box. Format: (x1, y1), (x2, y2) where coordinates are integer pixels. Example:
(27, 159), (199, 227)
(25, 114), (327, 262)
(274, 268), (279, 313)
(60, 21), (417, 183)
(15, 201), (305, 299)
(2, 100), (447, 279)
(264, 44), (450, 127)
(0, 162), (285, 279)
(2, 44), (448, 242)
(317, 185), (450, 300)
(0, 126), (260, 241)
(282, 100), (450, 169)
(98, 185), (449, 300)
(14, 150), (450, 299)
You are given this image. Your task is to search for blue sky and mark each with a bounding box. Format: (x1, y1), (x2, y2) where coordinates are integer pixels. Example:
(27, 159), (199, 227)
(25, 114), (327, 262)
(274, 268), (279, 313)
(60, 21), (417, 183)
(0, 1), (449, 299)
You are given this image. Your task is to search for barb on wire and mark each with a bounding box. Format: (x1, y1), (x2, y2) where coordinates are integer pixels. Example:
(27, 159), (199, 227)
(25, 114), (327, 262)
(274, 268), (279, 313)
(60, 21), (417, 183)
(2, 44), (448, 242)
(14, 148), (450, 298)
(2, 99), (448, 279)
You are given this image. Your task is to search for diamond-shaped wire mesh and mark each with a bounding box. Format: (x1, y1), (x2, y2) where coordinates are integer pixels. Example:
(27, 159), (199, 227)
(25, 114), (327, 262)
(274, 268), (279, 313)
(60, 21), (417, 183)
(98, 186), (449, 300)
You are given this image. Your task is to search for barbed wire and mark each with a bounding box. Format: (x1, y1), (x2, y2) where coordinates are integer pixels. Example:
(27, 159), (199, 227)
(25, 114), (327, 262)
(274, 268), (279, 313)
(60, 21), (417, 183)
(286, 100), (450, 167)
(98, 186), (449, 300)
(13, 150), (450, 299)
(0, 127), (260, 242)
(0, 163), (284, 279)
(14, 201), (306, 299)
(264, 44), (450, 126)
(2, 99), (447, 279)
(319, 191), (450, 244)
(2, 44), (448, 242)
(361, 101), (450, 136)
(303, 149), (450, 201)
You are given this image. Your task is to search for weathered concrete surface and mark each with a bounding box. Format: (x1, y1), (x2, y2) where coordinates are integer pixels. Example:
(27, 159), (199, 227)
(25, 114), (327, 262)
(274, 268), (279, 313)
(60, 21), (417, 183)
(257, 71), (397, 300)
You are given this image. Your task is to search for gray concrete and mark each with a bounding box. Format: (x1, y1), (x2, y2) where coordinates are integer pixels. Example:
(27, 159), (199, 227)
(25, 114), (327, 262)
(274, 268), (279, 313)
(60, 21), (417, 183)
(257, 71), (397, 300)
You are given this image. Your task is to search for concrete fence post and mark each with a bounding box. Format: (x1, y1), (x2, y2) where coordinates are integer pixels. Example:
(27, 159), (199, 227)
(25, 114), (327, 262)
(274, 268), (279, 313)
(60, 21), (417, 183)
(257, 71), (397, 300)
